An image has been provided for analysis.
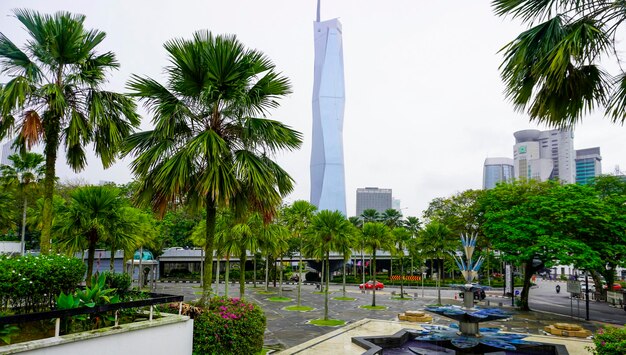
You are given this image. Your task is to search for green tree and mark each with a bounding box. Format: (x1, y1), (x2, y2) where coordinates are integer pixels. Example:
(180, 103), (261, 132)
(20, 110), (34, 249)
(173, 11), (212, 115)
(0, 10), (139, 253)
(381, 209), (403, 229)
(361, 222), (393, 307)
(123, 32), (301, 304)
(56, 186), (137, 286)
(0, 189), (15, 233)
(0, 152), (45, 255)
(493, 0), (626, 126)
(282, 200), (317, 306)
(481, 180), (626, 310)
(418, 221), (454, 305)
(306, 210), (353, 321)
(403, 216), (422, 276)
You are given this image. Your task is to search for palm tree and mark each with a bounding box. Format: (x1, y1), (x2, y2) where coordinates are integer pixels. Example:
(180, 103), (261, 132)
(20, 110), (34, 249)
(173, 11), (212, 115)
(56, 186), (135, 286)
(493, 1), (626, 127)
(0, 152), (45, 255)
(0, 10), (140, 254)
(404, 216), (422, 276)
(418, 221), (453, 305)
(283, 200), (317, 306)
(107, 207), (156, 272)
(392, 227), (413, 299)
(360, 209), (380, 223)
(381, 209), (403, 229)
(123, 32), (301, 304)
(348, 216), (363, 278)
(0, 190), (15, 233)
(334, 224), (357, 298)
(361, 222), (393, 307)
(306, 210), (352, 321)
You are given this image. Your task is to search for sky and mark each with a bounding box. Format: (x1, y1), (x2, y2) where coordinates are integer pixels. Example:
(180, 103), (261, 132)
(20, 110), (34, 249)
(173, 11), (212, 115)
(1, 0), (625, 218)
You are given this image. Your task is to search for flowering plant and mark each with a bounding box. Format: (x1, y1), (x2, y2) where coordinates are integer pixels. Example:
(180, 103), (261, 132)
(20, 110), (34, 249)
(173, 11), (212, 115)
(193, 297), (265, 355)
(589, 325), (626, 354)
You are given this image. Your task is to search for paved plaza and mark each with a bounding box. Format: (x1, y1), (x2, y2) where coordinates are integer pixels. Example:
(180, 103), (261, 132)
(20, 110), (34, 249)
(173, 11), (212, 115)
(154, 281), (603, 353)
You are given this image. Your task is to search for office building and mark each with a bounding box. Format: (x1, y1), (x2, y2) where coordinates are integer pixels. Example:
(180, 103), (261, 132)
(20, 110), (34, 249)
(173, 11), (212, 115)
(513, 129), (575, 183)
(483, 157), (514, 189)
(392, 198), (401, 211)
(310, 1), (347, 215)
(575, 147), (602, 185)
(356, 187), (392, 215)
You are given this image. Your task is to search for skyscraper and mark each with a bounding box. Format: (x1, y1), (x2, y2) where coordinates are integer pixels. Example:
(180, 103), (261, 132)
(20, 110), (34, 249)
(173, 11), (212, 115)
(310, 1), (347, 215)
(483, 158), (514, 189)
(513, 129), (575, 183)
(0, 141), (16, 167)
(356, 187), (392, 216)
(575, 147), (602, 185)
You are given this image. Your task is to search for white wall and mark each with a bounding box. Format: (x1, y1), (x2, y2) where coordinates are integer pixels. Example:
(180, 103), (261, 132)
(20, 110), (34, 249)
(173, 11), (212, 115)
(4, 314), (193, 355)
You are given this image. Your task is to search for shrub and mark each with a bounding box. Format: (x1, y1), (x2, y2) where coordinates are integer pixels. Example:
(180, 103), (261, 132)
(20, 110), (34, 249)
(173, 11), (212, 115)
(0, 254), (85, 313)
(590, 325), (626, 354)
(193, 297), (265, 355)
(102, 271), (131, 296)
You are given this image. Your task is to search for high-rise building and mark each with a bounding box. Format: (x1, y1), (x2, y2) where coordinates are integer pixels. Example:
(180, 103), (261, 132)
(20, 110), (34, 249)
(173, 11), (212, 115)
(483, 158), (514, 189)
(513, 129), (575, 183)
(575, 147), (602, 185)
(356, 187), (392, 216)
(310, 1), (347, 216)
(392, 198), (401, 211)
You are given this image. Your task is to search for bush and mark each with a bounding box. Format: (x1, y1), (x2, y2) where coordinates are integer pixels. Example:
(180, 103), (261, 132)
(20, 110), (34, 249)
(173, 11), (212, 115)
(193, 297), (265, 355)
(590, 325), (626, 354)
(102, 271), (131, 297)
(0, 254), (85, 313)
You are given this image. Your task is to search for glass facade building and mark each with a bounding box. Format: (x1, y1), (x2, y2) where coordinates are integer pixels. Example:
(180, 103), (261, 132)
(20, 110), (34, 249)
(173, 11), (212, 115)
(310, 11), (347, 215)
(483, 158), (514, 189)
(575, 147), (602, 185)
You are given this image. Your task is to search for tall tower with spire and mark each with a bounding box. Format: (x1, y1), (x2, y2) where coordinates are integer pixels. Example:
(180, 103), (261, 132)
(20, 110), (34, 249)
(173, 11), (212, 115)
(310, 1), (347, 216)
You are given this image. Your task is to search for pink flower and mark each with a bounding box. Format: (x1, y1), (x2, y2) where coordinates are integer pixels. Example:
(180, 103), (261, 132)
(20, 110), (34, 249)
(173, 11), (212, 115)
(601, 341), (606, 346)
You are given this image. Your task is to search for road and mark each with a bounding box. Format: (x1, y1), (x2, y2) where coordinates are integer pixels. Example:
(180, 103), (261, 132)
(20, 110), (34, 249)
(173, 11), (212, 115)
(512, 279), (626, 325)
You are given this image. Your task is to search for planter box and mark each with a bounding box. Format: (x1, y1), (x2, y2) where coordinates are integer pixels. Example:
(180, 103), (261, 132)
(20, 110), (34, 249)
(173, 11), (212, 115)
(1, 313), (193, 355)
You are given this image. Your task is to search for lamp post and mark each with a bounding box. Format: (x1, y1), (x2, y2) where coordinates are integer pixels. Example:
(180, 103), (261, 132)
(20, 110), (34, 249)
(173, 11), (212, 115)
(585, 270), (590, 320)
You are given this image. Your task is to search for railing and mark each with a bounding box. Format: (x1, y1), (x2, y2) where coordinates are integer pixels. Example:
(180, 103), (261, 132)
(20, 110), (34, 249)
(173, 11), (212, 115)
(0, 293), (184, 338)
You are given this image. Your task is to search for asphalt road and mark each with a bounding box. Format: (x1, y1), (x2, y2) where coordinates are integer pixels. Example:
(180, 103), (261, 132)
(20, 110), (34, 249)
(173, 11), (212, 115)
(524, 279), (626, 325)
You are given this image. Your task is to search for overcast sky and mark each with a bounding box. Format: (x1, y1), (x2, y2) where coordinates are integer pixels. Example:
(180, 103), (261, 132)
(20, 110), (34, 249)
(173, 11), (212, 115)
(1, 0), (625, 218)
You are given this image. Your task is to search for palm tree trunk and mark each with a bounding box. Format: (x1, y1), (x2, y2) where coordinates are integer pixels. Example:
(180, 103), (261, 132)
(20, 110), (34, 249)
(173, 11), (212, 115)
(324, 250), (330, 321)
(253, 255), (257, 288)
(215, 257), (220, 297)
(110, 247), (115, 272)
(201, 197), (217, 305)
(41, 113), (61, 255)
(20, 196), (27, 256)
(225, 258), (230, 297)
(342, 258), (347, 298)
(239, 249), (247, 298)
(86, 231), (97, 287)
(372, 250), (377, 307)
(437, 255), (442, 305)
(265, 256), (269, 292)
(400, 256), (405, 298)
(362, 244), (365, 285)
(279, 255), (284, 297)
(297, 240), (303, 307)
(320, 259), (325, 291)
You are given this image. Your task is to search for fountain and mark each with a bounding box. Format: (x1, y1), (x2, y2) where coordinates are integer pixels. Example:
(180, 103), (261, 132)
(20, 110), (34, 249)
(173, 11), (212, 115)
(352, 234), (569, 354)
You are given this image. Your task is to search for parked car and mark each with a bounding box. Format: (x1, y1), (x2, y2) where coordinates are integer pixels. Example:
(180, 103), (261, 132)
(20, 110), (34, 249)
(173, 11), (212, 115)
(459, 288), (486, 300)
(359, 280), (384, 290)
(603, 283), (623, 291)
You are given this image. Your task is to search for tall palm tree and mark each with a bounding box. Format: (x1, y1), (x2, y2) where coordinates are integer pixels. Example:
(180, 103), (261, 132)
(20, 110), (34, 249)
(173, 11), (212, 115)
(123, 32), (301, 304)
(404, 216), (422, 276)
(306, 210), (352, 321)
(0, 10), (140, 254)
(56, 186), (135, 286)
(392, 227), (413, 298)
(381, 209), (403, 229)
(334, 224), (357, 298)
(283, 200), (317, 306)
(361, 222), (393, 307)
(360, 209), (381, 223)
(418, 221), (453, 305)
(0, 152), (45, 255)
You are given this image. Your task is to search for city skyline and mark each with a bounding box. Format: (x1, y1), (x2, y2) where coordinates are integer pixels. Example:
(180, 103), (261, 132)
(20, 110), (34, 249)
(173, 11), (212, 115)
(1, 1), (625, 218)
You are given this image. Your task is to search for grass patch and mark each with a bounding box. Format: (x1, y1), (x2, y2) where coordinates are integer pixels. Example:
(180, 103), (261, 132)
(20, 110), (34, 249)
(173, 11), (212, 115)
(257, 290), (277, 295)
(333, 296), (356, 301)
(283, 305), (315, 312)
(391, 296), (412, 300)
(267, 296), (292, 302)
(308, 319), (346, 327)
(256, 349), (270, 355)
(359, 305), (388, 310)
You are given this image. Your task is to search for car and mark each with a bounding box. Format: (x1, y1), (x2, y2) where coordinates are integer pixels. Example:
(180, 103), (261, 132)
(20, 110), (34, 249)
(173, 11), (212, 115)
(602, 283), (623, 291)
(359, 280), (384, 290)
(459, 289), (486, 300)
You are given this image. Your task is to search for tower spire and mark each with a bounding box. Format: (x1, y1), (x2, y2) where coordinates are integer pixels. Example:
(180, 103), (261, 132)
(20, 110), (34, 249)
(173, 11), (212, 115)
(316, 0), (320, 22)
